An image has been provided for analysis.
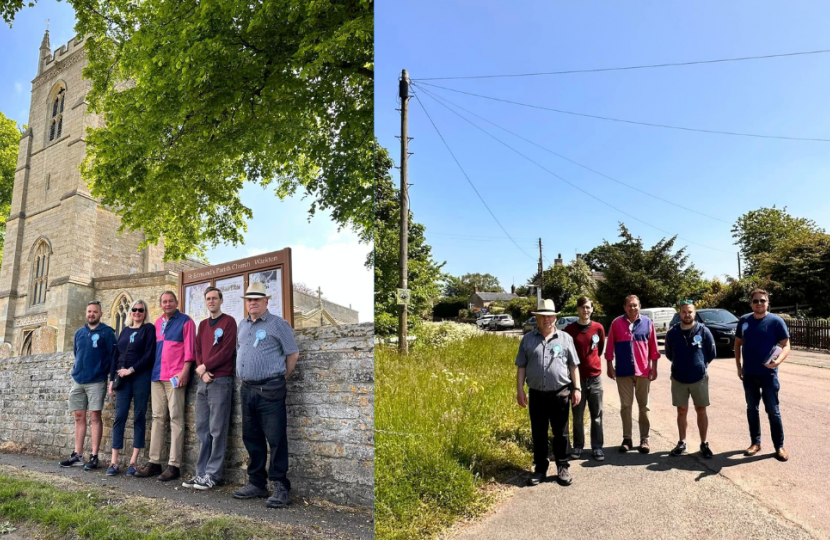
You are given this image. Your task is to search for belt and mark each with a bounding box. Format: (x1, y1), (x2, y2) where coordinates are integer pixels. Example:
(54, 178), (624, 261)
(240, 374), (285, 389)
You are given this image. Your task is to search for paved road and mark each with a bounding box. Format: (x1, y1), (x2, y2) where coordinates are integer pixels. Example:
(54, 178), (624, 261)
(454, 351), (830, 540)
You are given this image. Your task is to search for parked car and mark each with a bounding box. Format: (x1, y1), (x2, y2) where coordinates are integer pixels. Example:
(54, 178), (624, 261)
(640, 307), (676, 338)
(487, 314), (514, 331)
(554, 316), (578, 331)
(669, 308), (739, 355)
(476, 314), (495, 329)
(522, 316), (536, 334)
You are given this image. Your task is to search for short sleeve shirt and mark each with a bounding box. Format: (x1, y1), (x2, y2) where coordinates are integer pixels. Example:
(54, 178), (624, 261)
(236, 310), (299, 382)
(515, 329), (579, 391)
(736, 313), (789, 376)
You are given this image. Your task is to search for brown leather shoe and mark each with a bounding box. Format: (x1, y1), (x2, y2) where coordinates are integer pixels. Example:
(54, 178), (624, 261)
(133, 462), (162, 478)
(744, 444), (762, 456)
(158, 465), (181, 482)
(639, 440), (650, 454)
(619, 438), (633, 453)
(775, 448), (789, 462)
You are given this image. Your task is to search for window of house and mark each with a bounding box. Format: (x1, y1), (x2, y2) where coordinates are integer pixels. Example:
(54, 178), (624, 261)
(30, 240), (50, 306)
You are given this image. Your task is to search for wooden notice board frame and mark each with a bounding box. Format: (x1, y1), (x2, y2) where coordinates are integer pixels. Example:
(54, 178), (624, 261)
(179, 248), (294, 328)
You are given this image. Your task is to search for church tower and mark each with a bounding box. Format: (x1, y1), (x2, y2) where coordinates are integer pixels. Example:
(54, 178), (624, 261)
(0, 31), (178, 355)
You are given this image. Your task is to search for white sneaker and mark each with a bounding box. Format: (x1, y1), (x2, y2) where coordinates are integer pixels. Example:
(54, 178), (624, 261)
(182, 475), (202, 488)
(193, 476), (217, 490)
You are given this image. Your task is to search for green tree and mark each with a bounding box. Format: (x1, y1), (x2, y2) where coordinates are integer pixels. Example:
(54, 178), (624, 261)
(66, 0), (372, 260)
(760, 231), (830, 317)
(732, 206), (822, 275)
(442, 273), (503, 297)
(587, 224), (702, 322)
(0, 113), (22, 265)
(373, 145), (443, 335)
(540, 265), (578, 312)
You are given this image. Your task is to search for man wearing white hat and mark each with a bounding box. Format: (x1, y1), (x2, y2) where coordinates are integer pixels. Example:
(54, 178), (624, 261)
(231, 282), (299, 508)
(516, 299), (581, 486)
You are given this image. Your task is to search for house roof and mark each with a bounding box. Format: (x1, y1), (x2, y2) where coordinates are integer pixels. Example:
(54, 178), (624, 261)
(472, 292), (518, 302)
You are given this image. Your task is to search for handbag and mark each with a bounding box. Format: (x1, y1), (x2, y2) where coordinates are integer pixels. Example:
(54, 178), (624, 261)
(111, 372), (124, 391)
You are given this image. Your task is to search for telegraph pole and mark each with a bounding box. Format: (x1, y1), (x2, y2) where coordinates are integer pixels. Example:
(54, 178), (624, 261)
(398, 70), (410, 353)
(537, 238), (543, 305)
(737, 252), (742, 280)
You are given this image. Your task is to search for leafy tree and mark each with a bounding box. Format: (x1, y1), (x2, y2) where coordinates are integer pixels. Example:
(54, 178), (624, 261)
(66, 0), (373, 260)
(732, 206), (823, 275)
(442, 273), (503, 297)
(0, 113), (22, 265)
(373, 145), (443, 335)
(588, 224), (702, 323)
(506, 296), (537, 324)
(432, 296), (468, 319)
(540, 265), (578, 312)
(760, 231), (830, 317)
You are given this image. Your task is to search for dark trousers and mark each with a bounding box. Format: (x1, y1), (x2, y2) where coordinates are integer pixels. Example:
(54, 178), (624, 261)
(528, 387), (571, 473)
(112, 369), (151, 450)
(241, 377), (290, 490)
(195, 376), (234, 481)
(571, 375), (604, 450)
(743, 373), (784, 449)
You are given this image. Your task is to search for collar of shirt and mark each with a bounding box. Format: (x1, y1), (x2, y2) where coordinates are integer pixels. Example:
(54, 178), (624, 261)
(533, 327), (560, 342)
(163, 310), (180, 322)
(246, 310), (271, 323)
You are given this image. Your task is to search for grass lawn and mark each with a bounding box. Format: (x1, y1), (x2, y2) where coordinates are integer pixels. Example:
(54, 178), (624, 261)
(0, 466), (321, 539)
(375, 333), (538, 540)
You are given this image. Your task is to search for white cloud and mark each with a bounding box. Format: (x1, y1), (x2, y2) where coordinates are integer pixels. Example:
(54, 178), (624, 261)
(14, 82), (23, 94)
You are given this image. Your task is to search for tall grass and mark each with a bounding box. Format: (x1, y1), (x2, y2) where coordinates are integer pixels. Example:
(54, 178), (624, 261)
(375, 333), (534, 540)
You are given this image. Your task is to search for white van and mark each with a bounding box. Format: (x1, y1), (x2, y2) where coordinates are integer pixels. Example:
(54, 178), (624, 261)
(640, 307), (676, 338)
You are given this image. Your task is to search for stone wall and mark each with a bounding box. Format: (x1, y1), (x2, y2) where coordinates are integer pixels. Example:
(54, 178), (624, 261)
(0, 323), (374, 507)
(294, 290), (360, 324)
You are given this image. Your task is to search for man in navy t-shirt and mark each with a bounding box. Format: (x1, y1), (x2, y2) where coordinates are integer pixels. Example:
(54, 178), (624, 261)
(734, 288), (790, 461)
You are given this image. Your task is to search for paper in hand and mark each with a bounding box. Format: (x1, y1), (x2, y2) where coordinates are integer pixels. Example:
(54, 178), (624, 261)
(764, 345), (783, 365)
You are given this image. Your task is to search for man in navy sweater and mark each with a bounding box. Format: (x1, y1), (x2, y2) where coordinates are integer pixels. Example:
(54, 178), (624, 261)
(59, 301), (117, 470)
(664, 301), (716, 458)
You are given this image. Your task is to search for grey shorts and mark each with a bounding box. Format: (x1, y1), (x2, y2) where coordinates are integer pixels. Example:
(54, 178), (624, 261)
(68, 380), (107, 412)
(671, 375), (709, 408)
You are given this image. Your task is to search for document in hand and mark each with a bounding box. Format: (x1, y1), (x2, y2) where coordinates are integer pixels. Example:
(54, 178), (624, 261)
(764, 345), (783, 365)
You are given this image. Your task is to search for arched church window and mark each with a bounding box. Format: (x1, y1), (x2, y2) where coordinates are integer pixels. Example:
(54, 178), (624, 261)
(30, 239), (51, 306)
(113, 294), (132, 335)
(47, 84), (66, 143)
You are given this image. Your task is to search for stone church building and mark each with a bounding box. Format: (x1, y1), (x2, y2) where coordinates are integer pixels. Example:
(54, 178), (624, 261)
(0, 31), (357, 358)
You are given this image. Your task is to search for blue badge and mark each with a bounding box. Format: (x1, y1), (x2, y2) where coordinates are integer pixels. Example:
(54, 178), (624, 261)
(91, 333), (99, 348)
(693, 334), (703, 348)
(553, 344), (562, 356)
(253, 329), (267, 348)
(742, 322), (748, 333)
(129, 332), (136, 344)
(213, 327), (224, 346)
(591, 333), (599, 350)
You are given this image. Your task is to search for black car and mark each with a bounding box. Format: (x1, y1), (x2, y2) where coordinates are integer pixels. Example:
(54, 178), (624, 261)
(669, 308), (738, 355)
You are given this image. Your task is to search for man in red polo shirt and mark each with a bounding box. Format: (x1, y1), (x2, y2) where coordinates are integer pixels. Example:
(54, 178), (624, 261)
(564, 296), (606, 461)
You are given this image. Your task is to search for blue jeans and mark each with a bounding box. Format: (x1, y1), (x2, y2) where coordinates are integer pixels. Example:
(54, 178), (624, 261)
(742, 373), (784, 449)
(112, 369), (152, 450)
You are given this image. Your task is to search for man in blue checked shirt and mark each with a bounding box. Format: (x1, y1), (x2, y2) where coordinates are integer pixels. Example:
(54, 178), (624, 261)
(231, 281), (299, 508)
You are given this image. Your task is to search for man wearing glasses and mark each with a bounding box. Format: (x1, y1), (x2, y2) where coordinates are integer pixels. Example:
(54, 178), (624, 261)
(59, 301), (117, 470)
(735, 289), (791, 461)
(665, 301), (716, 458)
(232, 282), (299, 508)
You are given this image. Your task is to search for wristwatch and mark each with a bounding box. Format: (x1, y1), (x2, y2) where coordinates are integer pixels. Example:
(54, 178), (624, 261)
(573, 387), (582, 391)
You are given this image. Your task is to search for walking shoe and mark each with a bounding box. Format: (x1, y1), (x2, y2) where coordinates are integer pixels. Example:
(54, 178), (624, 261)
(619, 438), (634, 453)
(638, 440), (650, 454)
(194, 476), (217, 491)
(84, 454), (99, 471)
(266, 482), (291, 508)
(744, 444), (762, 457)
(133, 462), (163, 478)
(670, 441), (687, 456)
(106, 463), (119, 476)
(233, 483), (269, 499)
(775, 448), (789, 462)
(158, 465), (181, 482)
(527, 470), (546, 486)
(556, 465), (573, 486)
(592, 449), (605, 461)
(700, 442), (714, 459)
(58, 451), (83, 467)
(182, 475), (202, 488)
(570, 448), (583, 460)
(126, 463), (137, 476)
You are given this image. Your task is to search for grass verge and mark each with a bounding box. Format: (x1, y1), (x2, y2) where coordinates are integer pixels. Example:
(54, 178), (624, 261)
(375, 333), (535, 540)
(0, 466), (321, 540)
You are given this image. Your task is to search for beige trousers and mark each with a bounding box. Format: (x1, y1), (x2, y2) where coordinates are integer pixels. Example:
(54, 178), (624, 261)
(616, 376), (651, 442)
(149, 380), (186, 467)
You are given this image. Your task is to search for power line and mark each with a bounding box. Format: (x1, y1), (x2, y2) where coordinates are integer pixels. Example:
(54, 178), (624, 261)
(429, 231), (539, 240)
(413, 85), (733, 254)
(412, 92), (537, 261)
(413, 48), (830, 80)
(414, 84), (730, 224)
(416, 81), (830, 142)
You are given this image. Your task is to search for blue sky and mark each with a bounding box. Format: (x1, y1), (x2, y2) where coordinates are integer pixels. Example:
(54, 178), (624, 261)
(1, 0), (372, 321)
(376, 1), (830, 294)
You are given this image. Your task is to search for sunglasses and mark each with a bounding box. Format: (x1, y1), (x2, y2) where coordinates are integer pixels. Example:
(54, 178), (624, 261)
(131, 308), (145, 313)
(88, 301), (101, 306)
(751, 298), (768, 304)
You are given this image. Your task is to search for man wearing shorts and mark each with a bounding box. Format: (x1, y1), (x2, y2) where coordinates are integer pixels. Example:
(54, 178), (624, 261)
(664, 301), (716, 458)
(60, 301), (117, 470)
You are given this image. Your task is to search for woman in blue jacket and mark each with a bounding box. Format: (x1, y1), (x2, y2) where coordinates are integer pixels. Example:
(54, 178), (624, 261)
(107, 299), (157, 475)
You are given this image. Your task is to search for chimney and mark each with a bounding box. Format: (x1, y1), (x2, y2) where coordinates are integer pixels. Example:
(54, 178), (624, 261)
(474, 284), (479, 293)
(576, 253), (582, 260)
(511, 285), (515, 295)
(554, 253), (564, 267)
